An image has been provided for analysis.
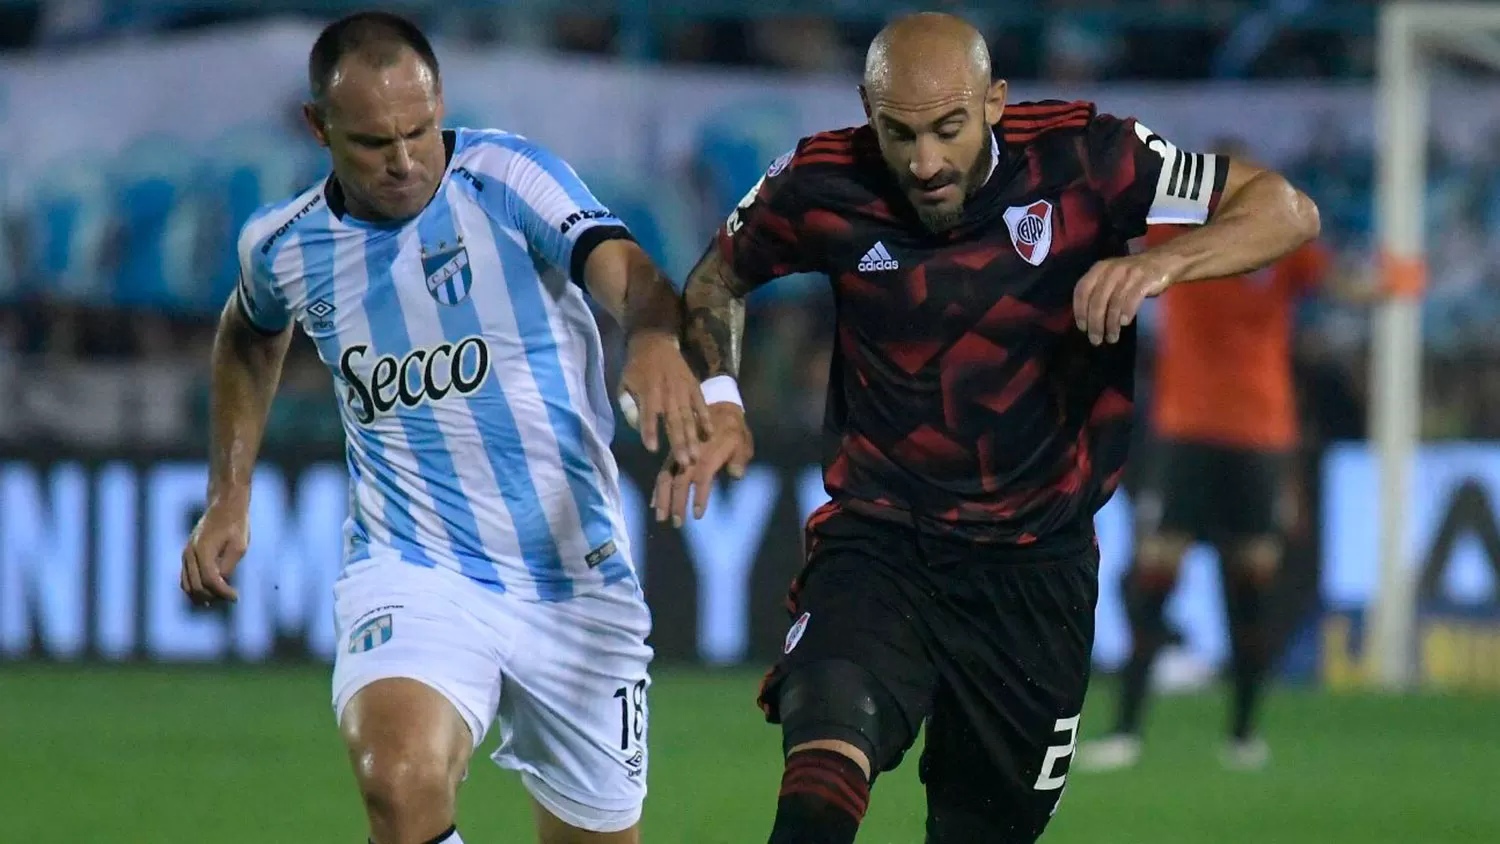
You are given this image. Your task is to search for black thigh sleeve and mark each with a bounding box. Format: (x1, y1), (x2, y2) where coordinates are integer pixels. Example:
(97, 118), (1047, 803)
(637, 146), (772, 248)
(756, 509), (939, 774)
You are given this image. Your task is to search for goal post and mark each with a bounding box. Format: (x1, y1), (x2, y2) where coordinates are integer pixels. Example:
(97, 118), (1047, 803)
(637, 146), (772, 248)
(1369, 2), (1500, 691)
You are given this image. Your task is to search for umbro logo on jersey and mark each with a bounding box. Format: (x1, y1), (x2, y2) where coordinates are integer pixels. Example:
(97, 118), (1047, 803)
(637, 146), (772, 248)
(307, 298), (336, 332)
(858, 242), (899, 272)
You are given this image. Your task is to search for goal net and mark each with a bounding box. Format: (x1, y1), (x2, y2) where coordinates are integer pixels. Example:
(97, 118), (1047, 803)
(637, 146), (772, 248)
(1367, 2), (1500, 690)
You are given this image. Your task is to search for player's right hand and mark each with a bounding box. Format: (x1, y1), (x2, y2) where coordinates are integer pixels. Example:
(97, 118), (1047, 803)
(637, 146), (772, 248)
(180, 495), (250, 606)
(651, 402), (754, 527)
(618, 331), (714, 468)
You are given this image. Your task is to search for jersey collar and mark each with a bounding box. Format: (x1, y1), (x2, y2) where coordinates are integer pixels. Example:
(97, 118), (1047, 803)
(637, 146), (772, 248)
(981, 126), (1002, 186)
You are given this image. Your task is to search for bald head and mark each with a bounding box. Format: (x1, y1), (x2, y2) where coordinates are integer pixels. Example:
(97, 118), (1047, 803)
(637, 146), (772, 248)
(864, 13), (991, 98)
(858, 13), (1004, 234)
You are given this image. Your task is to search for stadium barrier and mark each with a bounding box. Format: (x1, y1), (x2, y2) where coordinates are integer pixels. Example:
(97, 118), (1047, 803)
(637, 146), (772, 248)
(2, 442), (1496, 691)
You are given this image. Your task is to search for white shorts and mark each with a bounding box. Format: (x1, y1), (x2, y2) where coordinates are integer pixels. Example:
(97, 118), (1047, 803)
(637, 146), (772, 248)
(331, 556), (653, 833)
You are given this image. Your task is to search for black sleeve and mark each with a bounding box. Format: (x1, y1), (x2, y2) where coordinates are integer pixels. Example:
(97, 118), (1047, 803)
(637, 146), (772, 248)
(714, 147), (820, 286)
(568, 224), (636, 288)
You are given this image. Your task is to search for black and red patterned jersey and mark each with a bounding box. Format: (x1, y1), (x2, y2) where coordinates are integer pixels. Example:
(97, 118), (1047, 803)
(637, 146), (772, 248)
(717, 100), (1229, 547)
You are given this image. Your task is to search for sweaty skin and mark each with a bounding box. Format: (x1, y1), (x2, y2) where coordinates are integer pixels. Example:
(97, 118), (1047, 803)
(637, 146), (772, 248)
(861, 13), (1005, 232)
(306, 48), (449, 223)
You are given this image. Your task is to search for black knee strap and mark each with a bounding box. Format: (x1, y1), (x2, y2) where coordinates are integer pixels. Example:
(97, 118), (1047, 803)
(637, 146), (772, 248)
(776, 659), (909, 773)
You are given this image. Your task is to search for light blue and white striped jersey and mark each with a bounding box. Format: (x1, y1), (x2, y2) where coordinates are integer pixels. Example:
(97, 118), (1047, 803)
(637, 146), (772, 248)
(236, 128), (636, 602)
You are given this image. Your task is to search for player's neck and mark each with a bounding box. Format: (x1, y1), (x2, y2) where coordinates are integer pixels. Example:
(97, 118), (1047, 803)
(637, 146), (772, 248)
(326, 130), (456, 227)
(343, 191), (415, 226)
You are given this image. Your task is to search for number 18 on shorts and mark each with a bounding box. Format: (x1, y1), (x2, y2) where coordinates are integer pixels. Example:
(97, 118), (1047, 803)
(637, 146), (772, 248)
(331, 557), (654, 834)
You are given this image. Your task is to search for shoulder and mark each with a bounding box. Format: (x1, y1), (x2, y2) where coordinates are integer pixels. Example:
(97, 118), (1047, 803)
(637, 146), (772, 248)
(1000, 99), (1104, 147)
(1000, 99), (1158, 156)
(1001, 100), (1163, 190)
(450, 127), (577, 183)
(451, 126), (530, 164)
(789, 127), (873, 175)
(756, 126), (877, 204)
(236, 182), (329, 272)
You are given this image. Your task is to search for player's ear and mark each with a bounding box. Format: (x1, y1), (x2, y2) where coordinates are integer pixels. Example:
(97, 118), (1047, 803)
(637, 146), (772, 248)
(302, 102), (330, 148)
(858, 85), (873, 123)
(984, 79), (1007, 125)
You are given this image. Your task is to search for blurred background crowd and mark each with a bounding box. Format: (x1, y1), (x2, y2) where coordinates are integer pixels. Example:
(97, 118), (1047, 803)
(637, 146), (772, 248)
(2, 0), (1498, 456)
(0, 0), (1397, 78)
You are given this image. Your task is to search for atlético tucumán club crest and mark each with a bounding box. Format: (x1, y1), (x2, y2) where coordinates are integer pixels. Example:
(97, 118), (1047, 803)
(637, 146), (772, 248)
(1003, 199), (1055, 266)
(422, 236), (474, 306)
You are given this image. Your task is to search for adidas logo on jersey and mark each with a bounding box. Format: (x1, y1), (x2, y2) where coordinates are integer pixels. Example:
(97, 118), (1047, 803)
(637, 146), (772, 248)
(857, 241), (900, 272)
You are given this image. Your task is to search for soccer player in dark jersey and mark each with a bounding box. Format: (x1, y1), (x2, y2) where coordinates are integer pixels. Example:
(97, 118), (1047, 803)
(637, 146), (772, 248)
(654, 13), (1320, 844)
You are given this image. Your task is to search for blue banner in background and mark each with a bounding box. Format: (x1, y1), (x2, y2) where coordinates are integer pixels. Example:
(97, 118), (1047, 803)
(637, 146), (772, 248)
(1305, 444), (1500, 691)
(3, 443), (1496, 691)
(0, 452), (1178, 667)
(5, 21), (1500, 314)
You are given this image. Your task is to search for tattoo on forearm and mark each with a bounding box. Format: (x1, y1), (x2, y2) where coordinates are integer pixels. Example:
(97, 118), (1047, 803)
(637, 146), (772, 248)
(681, 250), (748, 379)
(685, 300), (742, 377)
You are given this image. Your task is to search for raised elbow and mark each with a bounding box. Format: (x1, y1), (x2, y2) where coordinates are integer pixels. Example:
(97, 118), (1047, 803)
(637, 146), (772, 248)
(1294, 187), (1322, 244)
(1259, 170), (1321, 248)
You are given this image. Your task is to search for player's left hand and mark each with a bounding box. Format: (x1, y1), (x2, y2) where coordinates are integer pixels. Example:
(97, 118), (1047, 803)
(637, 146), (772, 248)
(618, 330), (714, 467)
(1073, 254), (1179, 345)
(651, 402), (754, 527)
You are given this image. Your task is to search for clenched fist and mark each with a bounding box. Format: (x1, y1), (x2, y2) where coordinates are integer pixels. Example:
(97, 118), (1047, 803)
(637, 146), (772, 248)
(180, 495), (250, 606)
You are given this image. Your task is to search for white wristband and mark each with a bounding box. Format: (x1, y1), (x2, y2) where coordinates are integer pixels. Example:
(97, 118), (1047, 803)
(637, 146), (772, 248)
(616, 375), (742, 429)
(701, 375), (743, 408)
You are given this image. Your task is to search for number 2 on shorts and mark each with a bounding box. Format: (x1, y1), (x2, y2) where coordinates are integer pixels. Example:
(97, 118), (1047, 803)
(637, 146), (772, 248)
(1033, 714), (1081, 791)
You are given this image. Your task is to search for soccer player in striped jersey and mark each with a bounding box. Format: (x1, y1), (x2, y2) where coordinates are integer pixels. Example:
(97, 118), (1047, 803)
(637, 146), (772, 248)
(179, 13), (709, 844)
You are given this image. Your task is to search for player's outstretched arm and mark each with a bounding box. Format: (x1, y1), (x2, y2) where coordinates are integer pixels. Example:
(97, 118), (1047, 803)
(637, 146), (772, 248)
(180, 297), (292, 606)
(656, 145), (809, 525)
(1134, 161), (1320, 287)
(483, 135), (712, 464)
(583, 238), (711, 467)
(652, 246), (759, 526)
(1076, 157), (1321, 345)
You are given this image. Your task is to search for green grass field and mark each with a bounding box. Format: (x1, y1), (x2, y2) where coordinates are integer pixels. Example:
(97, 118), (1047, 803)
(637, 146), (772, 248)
(1, 666), (1495, 843)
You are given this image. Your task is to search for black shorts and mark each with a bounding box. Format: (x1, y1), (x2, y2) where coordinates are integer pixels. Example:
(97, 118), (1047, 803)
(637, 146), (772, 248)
(1149, 439), (1290, 543)
(758, 503), (1099, 844)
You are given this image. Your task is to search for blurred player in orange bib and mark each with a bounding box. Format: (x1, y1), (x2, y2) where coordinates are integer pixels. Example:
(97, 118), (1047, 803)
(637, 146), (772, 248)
(1080, 137), (1336, 773)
